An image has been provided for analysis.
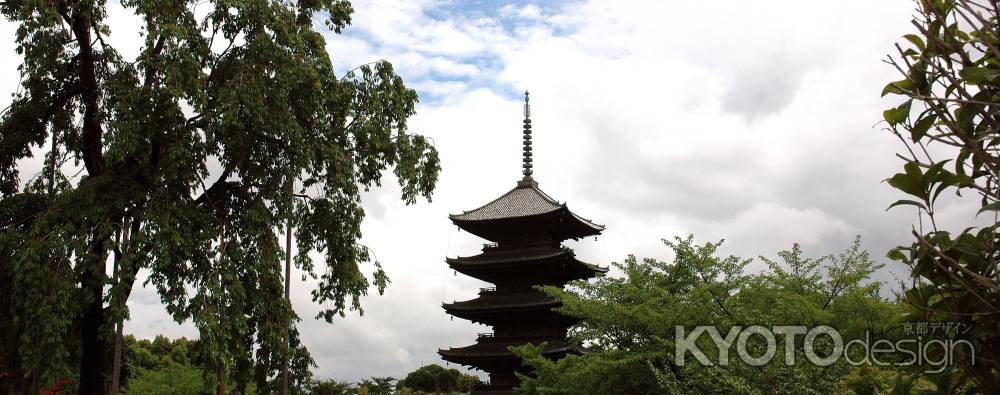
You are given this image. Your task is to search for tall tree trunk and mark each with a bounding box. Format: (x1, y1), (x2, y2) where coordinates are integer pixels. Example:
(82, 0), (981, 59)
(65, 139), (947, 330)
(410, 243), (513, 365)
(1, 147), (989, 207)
(78, 265), (109, 394)
(79, 225), (112, 394)
(68, 5), (111, 393)
(217, 366), (225, 395)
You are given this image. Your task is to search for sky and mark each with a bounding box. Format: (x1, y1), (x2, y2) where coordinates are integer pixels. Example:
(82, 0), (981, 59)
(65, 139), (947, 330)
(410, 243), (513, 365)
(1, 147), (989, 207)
(1, 0), (979, 383)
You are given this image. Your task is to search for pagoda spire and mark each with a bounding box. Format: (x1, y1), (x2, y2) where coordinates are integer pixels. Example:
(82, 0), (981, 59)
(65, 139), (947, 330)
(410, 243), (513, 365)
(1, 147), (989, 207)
(520, 90), (535, 186)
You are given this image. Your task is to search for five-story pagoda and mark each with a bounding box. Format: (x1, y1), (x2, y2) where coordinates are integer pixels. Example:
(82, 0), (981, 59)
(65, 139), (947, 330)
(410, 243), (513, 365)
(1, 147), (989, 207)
(439, 92), (606, 394)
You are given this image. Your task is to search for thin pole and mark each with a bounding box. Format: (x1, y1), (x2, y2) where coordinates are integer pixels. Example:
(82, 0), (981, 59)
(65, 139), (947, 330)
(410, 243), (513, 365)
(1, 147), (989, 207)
(109, 309), (124, 394)
(282, 178), (292, 395)
(48, 129), (57, 197)
(217, 221), (226, 395)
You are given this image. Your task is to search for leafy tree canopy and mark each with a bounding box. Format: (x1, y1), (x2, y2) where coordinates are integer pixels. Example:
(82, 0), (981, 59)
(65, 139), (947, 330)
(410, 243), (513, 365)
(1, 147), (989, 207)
(514, 235), (901, 395)
(0, 0), (439, 393)
(397, 364), (479, 395)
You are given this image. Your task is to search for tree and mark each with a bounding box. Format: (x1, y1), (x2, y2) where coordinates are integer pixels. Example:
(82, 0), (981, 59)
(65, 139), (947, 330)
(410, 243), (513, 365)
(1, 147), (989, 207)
(306, 378), (355, 395)
(513, 236), (900, 395)
(0, 0), (440, 393)
(357, 376), (396, 395)
(881, 0), (1000, 391)
(397, 364), (479, 394)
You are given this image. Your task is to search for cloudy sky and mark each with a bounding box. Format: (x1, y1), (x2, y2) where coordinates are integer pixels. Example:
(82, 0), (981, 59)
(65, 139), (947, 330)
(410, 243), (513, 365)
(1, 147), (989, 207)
(2, 0), (977, 383)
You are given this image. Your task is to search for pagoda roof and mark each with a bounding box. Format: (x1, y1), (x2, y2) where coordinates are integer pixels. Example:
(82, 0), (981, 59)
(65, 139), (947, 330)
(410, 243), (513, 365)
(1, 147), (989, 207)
(439, 338), (573, 362)
(449, 181), (603, 241)
(449, 245), (571, 265)
(451, 182), (562, 221)
(442, 290), (576, 326)
(443, 290), (559, 314)
(447, 257), (605, 286)
(446, 245), (608, 281)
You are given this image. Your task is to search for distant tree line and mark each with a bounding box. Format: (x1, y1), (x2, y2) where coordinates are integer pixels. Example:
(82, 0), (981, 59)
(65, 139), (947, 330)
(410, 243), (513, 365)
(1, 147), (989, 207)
(309, 364), (479, 395)
(22, 333), (480, 395)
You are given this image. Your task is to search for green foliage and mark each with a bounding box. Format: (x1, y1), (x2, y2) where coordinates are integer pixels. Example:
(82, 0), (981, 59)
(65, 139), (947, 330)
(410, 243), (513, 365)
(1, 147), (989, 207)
(514, 235), (900, 395)
(307, 378), (356, 395)
(839, 364), (891, 395)
(0, 224), (21, 393)
(119, 334), (274, 394)
(0, 192), (78, 393)
(111, 348), (478, 395)
(397, 364), (478, 394)
(304, 377), (398, 395)
(357, 376), (396, 395)
(118, 335), (217, 394)
(0, 0), (439, 392)
(121, 363), (205, 395)
(513, 345), (658, 395)
(882, 0), (1000, 391)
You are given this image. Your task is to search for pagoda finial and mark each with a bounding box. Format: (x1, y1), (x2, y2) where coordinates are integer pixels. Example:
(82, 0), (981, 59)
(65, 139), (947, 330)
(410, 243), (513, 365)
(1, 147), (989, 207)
(520, 90), (534, 184)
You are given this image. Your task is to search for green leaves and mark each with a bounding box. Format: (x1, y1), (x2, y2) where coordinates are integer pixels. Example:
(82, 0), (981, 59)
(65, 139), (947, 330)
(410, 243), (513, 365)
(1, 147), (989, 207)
(885, 160), (971, 213)
(882, 2), (1000, 391)
(886, 162), (930, 203)
(885, 199), (927, 211)
(882, 79), (913, 97)
(958, 66), (1000, 85)
(883, 99), (911, 126)
(909, 114), (936, 141)
(976, 201), (1000, 215)
(903, 34), (926, 51)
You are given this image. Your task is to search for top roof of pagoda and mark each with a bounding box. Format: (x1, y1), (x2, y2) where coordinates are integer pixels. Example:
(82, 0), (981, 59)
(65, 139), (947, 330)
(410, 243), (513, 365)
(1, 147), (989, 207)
(449, 180), (603, 230)
(452, 180), (554, 220)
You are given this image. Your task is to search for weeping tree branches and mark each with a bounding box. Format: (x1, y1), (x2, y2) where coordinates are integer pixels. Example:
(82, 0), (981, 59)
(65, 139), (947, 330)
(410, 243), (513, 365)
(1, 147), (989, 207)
(0, 0), (440, 393)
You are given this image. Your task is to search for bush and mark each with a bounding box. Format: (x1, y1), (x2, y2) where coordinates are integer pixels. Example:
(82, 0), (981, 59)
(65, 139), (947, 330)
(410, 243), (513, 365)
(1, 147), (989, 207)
(398, 364), (479, 393)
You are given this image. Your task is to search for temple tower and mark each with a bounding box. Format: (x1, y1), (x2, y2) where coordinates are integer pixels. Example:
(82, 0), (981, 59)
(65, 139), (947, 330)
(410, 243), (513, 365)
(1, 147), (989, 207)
(439, 92), (606, 394)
